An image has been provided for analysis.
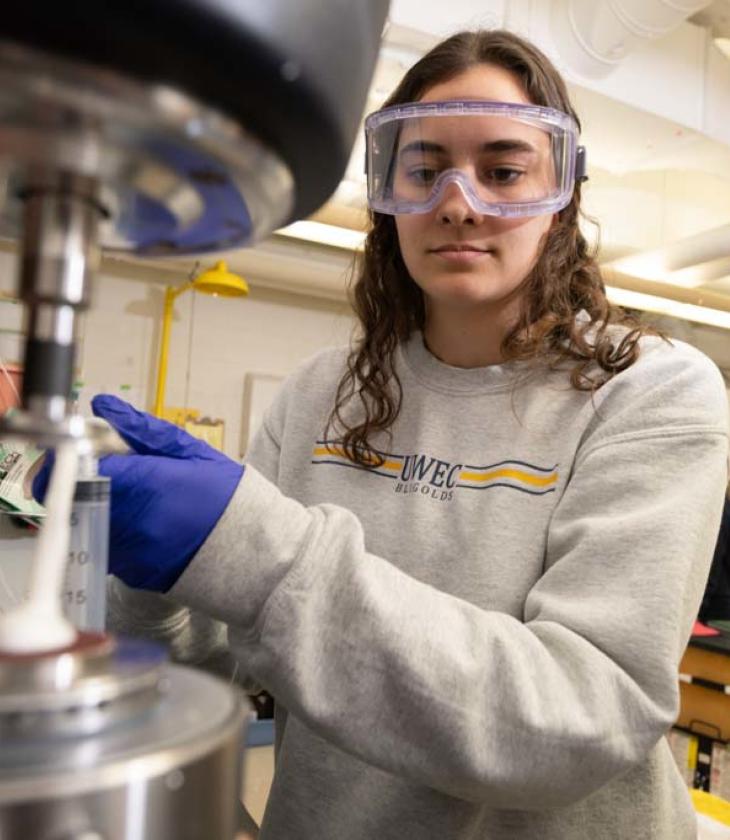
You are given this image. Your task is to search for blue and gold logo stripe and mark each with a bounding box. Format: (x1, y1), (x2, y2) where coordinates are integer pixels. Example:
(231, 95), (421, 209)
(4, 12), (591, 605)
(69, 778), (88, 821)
(311, 441), (403, 479)
(312, 442), (558, 495)
(457, 460), (558, 495)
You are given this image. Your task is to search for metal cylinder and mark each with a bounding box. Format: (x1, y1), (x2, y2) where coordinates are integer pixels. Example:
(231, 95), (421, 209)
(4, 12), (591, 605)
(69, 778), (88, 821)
(18, 178), (102, 421)
(0, 634), (248, 839)
(19, 177), (100, 308)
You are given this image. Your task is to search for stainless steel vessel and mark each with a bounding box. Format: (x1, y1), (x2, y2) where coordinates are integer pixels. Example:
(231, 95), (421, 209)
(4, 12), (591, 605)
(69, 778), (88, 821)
(0, 632), (248, 839)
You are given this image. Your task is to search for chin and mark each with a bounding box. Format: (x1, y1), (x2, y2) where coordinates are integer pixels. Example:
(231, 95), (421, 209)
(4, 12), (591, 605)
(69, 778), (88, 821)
(425, 272), (512, 305)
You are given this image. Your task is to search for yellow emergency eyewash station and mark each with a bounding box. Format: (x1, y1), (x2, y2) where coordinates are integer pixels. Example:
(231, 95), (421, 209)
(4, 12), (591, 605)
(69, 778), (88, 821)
(153, 261), (249, 419)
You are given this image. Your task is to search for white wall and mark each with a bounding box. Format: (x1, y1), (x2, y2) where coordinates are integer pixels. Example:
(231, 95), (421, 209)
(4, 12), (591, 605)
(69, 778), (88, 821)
(1, 245), (728, 456)
(0, 249), (357, 460)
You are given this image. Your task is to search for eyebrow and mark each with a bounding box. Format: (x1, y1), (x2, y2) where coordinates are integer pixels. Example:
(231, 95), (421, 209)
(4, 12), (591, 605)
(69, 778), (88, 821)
(399, 138), (537, 156)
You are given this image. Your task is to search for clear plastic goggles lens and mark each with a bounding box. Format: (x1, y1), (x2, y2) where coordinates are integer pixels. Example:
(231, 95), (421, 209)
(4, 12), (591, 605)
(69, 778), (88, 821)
(366, 104), (578, 217)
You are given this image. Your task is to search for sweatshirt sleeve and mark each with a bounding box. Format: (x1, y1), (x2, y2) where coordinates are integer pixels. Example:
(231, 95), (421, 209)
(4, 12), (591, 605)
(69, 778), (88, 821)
(244, 411), (284, 483)
(104, 370), (288, 683)
(105, 400), (285, 684)
(170, 345), (729, 809)
(105, 577), (238, 680)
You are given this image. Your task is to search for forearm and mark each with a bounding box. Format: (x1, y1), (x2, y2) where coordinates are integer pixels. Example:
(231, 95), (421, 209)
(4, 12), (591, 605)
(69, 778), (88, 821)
(172, 457), (725, 807)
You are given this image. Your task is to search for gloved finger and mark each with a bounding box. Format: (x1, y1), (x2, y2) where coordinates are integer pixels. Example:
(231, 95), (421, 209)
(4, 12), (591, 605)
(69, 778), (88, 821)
(91, 394), (216, 460)
(97, 451), (135, 482)
(30, 450), (55, 504)
(96, 452), (163, 490)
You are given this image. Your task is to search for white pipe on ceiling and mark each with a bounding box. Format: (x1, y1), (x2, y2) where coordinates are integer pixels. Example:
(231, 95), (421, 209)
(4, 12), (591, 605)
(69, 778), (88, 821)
(551, 0), (714, 77)
(607, 223), (730, 287)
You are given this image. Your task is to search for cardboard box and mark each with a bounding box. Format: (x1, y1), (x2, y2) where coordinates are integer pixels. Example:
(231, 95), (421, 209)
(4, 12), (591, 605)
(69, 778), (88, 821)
(677, 643), (730, 742)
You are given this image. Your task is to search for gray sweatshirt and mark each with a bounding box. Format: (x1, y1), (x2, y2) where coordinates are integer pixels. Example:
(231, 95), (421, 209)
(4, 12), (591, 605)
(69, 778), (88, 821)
(111, 331), (728, 839)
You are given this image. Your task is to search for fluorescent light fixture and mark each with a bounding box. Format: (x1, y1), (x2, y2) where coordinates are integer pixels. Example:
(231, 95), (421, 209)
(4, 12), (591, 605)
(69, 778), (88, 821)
(606, 285), (730, 329)
(276, 221), (367, 251)
(609, 252), (730, 290)
(715, 37), (730, 60)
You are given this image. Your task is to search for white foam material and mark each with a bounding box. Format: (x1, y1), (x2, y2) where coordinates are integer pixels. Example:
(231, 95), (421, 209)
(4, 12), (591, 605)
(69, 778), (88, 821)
(0, 441), (79, 653)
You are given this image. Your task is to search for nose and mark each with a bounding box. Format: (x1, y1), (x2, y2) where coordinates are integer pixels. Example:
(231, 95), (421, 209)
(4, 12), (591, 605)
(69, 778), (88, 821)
(435, 178), (485, 227)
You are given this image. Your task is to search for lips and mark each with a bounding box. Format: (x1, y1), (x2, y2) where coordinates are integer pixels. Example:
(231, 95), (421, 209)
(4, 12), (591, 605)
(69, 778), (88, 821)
(428, 244), (494, 264)
(430, 244), (492, 254)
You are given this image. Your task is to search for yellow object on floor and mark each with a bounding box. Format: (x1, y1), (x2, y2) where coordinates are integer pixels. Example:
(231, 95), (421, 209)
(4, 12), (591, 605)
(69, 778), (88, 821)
(693, 789), (730, 826)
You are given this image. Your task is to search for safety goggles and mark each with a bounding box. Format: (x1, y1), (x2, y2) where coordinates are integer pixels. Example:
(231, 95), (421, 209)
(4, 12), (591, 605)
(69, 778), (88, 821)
(365, 100), (586, 218)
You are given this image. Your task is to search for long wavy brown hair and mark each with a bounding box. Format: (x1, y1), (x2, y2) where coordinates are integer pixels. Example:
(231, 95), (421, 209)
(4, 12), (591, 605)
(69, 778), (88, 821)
(327, 29), (653, 467)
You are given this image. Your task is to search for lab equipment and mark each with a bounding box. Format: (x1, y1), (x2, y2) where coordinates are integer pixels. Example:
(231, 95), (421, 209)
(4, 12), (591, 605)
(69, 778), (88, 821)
(365, 99), (587, 217)
(64, 455), (110, 631)
(32, 396), (244, 592)
(0, 634), (244, 839)
(0, 0), (389, 835)
(0, 0), (388, 447)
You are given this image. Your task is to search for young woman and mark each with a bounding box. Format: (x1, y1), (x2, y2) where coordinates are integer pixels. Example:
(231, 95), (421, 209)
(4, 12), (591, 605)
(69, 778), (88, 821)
(40, 29), (729, 840)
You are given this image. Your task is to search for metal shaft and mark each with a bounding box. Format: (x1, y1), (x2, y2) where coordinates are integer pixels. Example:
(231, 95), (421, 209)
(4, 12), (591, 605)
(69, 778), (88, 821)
(18, 177), (102, 423)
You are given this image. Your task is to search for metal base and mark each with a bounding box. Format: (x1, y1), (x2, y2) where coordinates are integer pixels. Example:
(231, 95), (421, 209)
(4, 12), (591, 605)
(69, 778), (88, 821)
(0, 634), (248, 839)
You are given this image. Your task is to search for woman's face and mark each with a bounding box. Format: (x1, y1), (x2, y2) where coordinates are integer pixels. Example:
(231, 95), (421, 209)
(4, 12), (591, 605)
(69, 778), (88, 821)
(394, 64), (554, 320)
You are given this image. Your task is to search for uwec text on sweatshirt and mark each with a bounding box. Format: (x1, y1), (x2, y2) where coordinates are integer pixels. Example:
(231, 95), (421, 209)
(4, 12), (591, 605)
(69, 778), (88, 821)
(109, 331), (728, 839)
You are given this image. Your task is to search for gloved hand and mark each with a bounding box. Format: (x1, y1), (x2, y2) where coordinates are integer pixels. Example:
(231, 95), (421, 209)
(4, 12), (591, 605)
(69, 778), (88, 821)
(33, 395), (244, 592)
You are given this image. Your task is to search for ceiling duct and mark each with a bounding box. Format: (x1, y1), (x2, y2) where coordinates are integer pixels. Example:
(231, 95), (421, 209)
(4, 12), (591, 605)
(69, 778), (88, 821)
(608, 223), (730, 287)
(551, 0), (713, 77)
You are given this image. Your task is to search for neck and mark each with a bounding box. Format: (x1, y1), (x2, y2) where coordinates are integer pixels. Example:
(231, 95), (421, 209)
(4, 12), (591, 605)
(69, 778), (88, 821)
(423, 305), (517, 368)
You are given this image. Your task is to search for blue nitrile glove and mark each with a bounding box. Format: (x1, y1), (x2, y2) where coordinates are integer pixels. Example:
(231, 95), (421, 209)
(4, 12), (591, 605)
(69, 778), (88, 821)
(32, 395), (244, 591)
